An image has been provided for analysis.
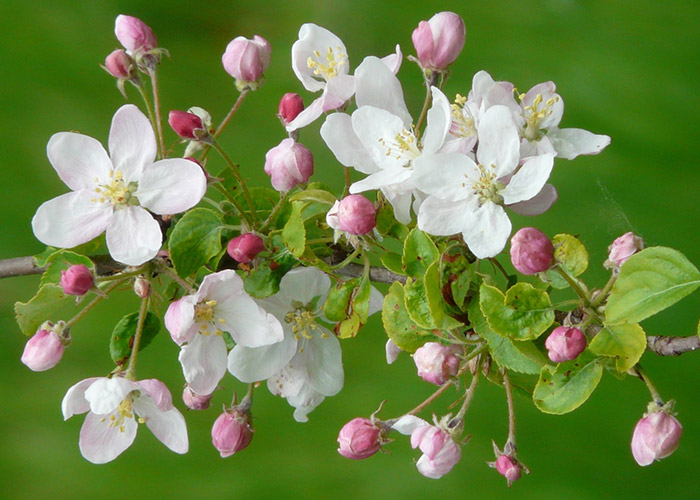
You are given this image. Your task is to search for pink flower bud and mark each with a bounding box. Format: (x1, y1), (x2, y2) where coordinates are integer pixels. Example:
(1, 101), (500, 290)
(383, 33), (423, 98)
(336, 195), (377, 235)
(631, 411), (682, 466)
(104, 49), (133, 79)
(510, 227), (554, 275)
(496, 455), (522, 483)
(410, 425), (461, 479)
(605, 232), (644, 271)
(227, 234), (265, 263)
(337, 418), (383, 460)
(222, 35), (271, 83)
(413, 342), (460, 385)
(115, 14), (158, 52)
(21, 326), (66, 372)
(211, 409), (254, 457)
(133, 276), (151, 298)
(278, 93), (304, 125)
(412, 12), (465, 70)
(168, 110), (205, 140)
(545, 326), (587, 363)
(264, 138), (314, 192)
(60, 264), (94, 296)
(182, 386), (213, 410)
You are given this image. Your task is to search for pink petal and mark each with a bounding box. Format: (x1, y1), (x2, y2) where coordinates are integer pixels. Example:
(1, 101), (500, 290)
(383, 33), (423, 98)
(79, 410), (137, 464)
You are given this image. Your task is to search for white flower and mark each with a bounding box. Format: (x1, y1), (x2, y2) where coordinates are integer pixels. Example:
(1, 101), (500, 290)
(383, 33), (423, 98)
(286, 24), (402, 132)
(415, 105), (554, 258)
(62, 377), (188, 464)
(31, 105), (207, 266)
(164, 270), (283, 396)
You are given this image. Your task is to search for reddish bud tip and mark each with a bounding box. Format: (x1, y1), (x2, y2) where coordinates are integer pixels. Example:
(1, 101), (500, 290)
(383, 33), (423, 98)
(168, 110), (205, 140)
(412, 12), (465, 70)
(278, 93), (304, 124)
(227, 234), (265, 263)
(510, 227), (554, 275)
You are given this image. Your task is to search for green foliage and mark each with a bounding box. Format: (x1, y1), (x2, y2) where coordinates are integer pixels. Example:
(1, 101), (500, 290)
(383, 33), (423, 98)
(243, 241), (297, 299)
(589, 323), (646, 372)
(440, 250), (473, 310)
(109, 311), (161, 366)
(168, 208), (224, 278)
(381, 252), (405, 275)
(553, 233), (588, 276)
(375, 199), (409, 240)
(606, 247), (700, 324)
(532, 351), (603, 414)
(289, 189), (336, 206)
(382, 282), (439, 352)
(403, 228), (439, 278)
(14, 283), (73, 335)
(39, 250), (95, 287)
(335, 278), (372, 339)
(282, 201), (306, 258)
(324, 279), (359, 322)
(479, 282), (554, 340)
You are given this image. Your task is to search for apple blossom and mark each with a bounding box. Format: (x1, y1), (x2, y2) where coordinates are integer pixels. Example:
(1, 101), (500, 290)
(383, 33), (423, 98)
(605, 232), (644, 271)
(182, 386), (212, 411)
(104, 49), (133, 79)
(227, 233), (265, 263)
(222, 35), (271, 88)
(412, 12), (465, 71)
(115, 15), (157, 53)
(413, 342), (460, 385)
(631, 410), (682, 466)
(211, 407), (254, 457)
(21, 322), (69, 372)
(168, 110), (205, 140)
(337, 418), (383, 460)
(410, 423), (462, 479)
(495, 455), (522, 483)
(31, 105), (207, 266)
(264, 138), (314, 192)
(278, 92), (304, 125)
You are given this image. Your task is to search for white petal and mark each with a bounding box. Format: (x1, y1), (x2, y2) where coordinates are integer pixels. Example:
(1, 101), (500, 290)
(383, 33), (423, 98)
(520, 136), (556, 158)
(291, 24), (348, 93)
(47, 132), (112, 190)
(352, 106), (413, 171)
(79, 410), (137, 464)
(477, 105), (520, 177)
(198, 269), (244, 298)
(287, 384), (325, 423)
(501, 153), (554, 205)
(276, 267), (332, 306)
(108, 104), (157, 182)
(413, 153), (476, 201)
(422, 88), (452, 154)
(320, 113), (378, 174)
(62, 377), (100, 420)
(385, 339), (401, 364)
(267, 359), (307, 399)
(32, 191), (112, 249)
(522, 82), (563, 129)
(368, 286), (384, 316)
(286, 97), (325, 132)
(105, 206), (161, 266)
(355, 56), (411, 124)
(349, 167), (412, 193)
(164, 296), (197, 345)
(461, 202), (512, 259)
(132, 397), (188, 454)
(228, 332), (298, 383)
(379, 44), (403, 74)
(392, 415), (429, 435)
(178, 334), (228, 395)
(137, 159), (206, 214)
(548, 128), (611, 160)
(218, 296), (284, 348)
(381, 188), (414, 225)
(296, 333), (343, 396)
(322, 75), (356, 111)
(84, 377), (139, 415)
(417, 196), (476, 237)
(508, 183), (558, 216)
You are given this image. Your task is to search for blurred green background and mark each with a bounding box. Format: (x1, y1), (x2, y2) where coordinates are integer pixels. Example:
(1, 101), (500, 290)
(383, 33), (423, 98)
(1, 0), (699, 498)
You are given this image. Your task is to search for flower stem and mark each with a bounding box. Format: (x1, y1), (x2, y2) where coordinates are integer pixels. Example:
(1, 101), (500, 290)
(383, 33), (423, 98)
(414, 76), (435, 138)
(554, 266), (591, 305)
(260, 192), (290, 232)
(591, 274), (617, 308)
(633, 364), (664, 407)
(455, 366), (480, 421)
(212, 182), (254, 228)
(136, 82), (160, 157)
(238, 383), (255, 411)
(148, 69), (166, 158)
(209, 139), (258, 227)
(155, 260), (196, 294)
(126, 295), (150, 379)
(503, 369), (516, 445)
(343, 167), (352, 196)
(65, 279), (124, 328)
(489, 257), (510, 282)
(200, 89), (249, 161)
(329, 247), (361, 271)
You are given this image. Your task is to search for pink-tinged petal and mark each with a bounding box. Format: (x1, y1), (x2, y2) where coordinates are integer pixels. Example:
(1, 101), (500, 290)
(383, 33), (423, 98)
(501, 153), (554, 205)
(410, 425), (433, 449)
(136, 379), (173, 411)
(523, 82), (563, 129)
(108, 104), (157, 182)
(352, 106), (412, 170)
(413, 152), (476, 201)
(132, 397), (188, 454)
(285, 97), (325, 132)
(322, 75), (356, 111)
(62, 377), (100, 420)
(349, 167), (412, 194)
(477, 105), (520, 177)
(291, 24), (348, 93)
(79, 410), (137, 464)
(296, 333), (343, 396)
(548, 128), (611, 160)
(380, 44), (403, 74)
(320, 113), (378, 174)
(422, 88), (452, 154)
(355, 56), (411, 125)
(84, 377), (139, 415)
(393, 415), (428, 436)
(228, 333), (297, 383)
(508, 183), (558, 216)
(164, 296), (197, 345)
(462, 202), (512, 259)
(47, 132), (112, 190)
(178, 334), (228, 396)
(137, 159), (206, 214)
(105, 206), (161, 266)
(418, 196), (477, 237)
(220, 300), (284, 348)
(32, 191), (112, 249)
(198, 269), (244, 299)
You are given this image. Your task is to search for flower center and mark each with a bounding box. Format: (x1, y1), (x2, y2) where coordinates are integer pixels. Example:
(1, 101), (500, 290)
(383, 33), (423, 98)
(194, 299), (225, 336)
(91, 170), (139, 209)
(471, 164), (504, 205)
(307, 46), (347, 81)
(378, 128), (421, 166)
(101, 395), (142, 432)
(520, 93), (560, 141)
(450, 94), (476, 138)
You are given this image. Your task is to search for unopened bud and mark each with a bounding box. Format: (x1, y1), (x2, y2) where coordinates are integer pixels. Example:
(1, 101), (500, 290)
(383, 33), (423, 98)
(328, 195), (376, 235)
(413, 342), (460, 385)
(631, 410), (682, 466)
(133, 276), (151, 298)
(211, 408), (254, 457)
(222, 35), (271, 87)
(510, 227), (554, 275)
(337, 418), (383, 460)
(115, 14), (158, 52)
(412, 12), (465, 71)
(182, 386), (213, 410)
(545, 326), (587, 363)
(495, 455), (522, 483)
(264, 138), (314, 192)
(21, 322), (69, 372)
(278, 93), (304, 125)
(168, 110), (205, 140)
(60, 264), (94, 296)
(104, 49), (133, 79)
(227, 234), (265, 264)
(605, 232), (644, 271)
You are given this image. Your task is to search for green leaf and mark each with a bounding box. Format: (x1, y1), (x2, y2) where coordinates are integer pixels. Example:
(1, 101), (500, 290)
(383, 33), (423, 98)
(381, 253), (405, 276)
(589, 323), (646, 372)
(375, 200), (409, 240)
(324, 279), (359, 322)
(441, 251), (473, 310)
(382, 282), (439, 353)
(289, 189), (336, 206)
(14, 284), (74, 335)
(469, 298), (547, 375)
(34, 247), (59, 267)
(40, 250), (95, 288)
(424, 261), (463, 330)
(282, 201), (306, 258)
(168, 208), (224, 277)
(532, 351), (603, 414)
(331, 278), (373, 339)
(109, 311), (161, 366)
(605, 247), (700, 324)
(479, 283), (554, 340)
(552, 233), (588, 277)
(404, 277), (436, 329)
(243, 253), (297, 299)
(403, 228), (439, 278)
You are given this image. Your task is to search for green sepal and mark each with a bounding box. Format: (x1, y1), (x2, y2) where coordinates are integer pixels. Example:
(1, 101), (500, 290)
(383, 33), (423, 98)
(532, 351), (603, 414)
(382, 282), (439, 353)
(479, 282), (554, 340)
(14, 283), (74, 335)
(168, 208), (223, 278)
(402, 228), (439, 278)
(589, 323), (646, 372)
(109, 311), (161, 366)
(282, 201), (306, 258)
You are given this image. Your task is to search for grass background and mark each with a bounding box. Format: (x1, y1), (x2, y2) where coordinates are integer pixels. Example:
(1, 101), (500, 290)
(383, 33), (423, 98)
(0, 0), (699, 498)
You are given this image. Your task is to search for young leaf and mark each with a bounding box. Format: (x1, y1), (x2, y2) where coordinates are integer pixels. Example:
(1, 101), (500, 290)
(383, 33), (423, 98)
(589, 323), (646, 372)
(532, 351), (603, 414)
(289, 189), (336, 206)
(479, 282), (554, 340)
(403, 228), (439, 278)
(382, 282), (439, 352)
(376, 201), (409, 240)
(15, 284), (73, 335)
(552, 233), (588, 277)
(324, 279), (359, 322)
(168, 208), (223, 278)
(605, 247), (700, 324)
(282, 201), (306, 258)
(109, 311), (161, 366)
(404, 277), (436, 329)
(424, 261), (463, 330)
(243, 252), (297, 299)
